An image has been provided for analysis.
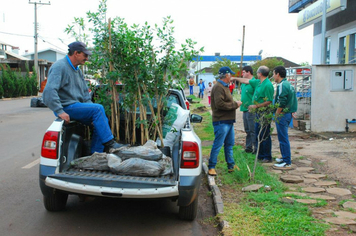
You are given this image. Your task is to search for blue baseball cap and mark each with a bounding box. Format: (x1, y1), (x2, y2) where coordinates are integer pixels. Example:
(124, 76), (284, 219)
(218, 66), (235, 75)
(68, 41), (92, 55)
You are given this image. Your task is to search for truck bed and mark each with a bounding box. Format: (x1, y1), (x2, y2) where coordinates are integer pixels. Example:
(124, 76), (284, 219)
(48, 167), (177, 189)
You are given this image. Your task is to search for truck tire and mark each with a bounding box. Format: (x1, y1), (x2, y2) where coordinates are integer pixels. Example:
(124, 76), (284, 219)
(179, 196), (198, 221)
(30, 98), (38, 107)
(43, 190), (68, 211)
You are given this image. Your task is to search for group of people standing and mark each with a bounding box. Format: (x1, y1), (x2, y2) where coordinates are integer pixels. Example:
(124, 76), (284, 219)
(208, 65), (298, 176)
(189, 76), (213, 105)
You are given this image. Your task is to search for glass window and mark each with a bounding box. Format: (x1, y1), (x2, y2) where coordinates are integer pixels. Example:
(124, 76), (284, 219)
(326, 37), (331, 64)
(339, 37), (346, 64)
(349, 34), (356, 64)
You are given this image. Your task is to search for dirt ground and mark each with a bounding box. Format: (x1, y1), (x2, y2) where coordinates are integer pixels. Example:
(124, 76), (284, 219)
(197, 176), (221, 236)
(234, 108), (356, 235)
(233, 109), (356, 186)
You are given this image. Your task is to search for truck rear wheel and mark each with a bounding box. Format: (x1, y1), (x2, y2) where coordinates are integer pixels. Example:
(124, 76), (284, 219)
(43, 190), (68, 211)
(179, 196), (198, 221)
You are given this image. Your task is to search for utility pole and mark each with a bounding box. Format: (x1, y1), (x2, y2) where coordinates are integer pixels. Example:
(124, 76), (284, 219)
(240, 25), (245, 77)
(320, 0), (327, 64)
(29, 0), (50, 87)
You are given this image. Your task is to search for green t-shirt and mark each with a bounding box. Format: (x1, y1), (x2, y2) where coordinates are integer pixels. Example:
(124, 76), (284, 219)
(240, 78), (258, 111)
(252, 78), (274, 104)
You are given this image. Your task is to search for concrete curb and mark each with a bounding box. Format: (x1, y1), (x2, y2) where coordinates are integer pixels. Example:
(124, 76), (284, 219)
(0, 96), (37, 101)
(202, 163), (229, 231)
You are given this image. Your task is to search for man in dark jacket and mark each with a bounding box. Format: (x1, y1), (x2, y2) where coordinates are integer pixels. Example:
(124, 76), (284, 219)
(208, 67), (242, 176)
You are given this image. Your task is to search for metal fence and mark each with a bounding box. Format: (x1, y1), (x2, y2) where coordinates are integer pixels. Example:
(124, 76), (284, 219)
(286, 66), (312, 121)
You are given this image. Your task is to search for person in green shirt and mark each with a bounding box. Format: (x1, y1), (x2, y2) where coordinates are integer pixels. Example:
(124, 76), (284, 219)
(232, 66), (274, 162)
(237, 66), (258, 153)
(272, 66), (298, 170)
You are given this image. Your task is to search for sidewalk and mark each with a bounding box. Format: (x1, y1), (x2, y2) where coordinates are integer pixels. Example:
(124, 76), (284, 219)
(189, 89), (356, 234)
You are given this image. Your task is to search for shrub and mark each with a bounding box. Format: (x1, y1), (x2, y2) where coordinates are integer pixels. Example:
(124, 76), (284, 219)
(1, 64), (15, 98)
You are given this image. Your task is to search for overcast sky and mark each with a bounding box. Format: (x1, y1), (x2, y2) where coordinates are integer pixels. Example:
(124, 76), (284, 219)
(0, 0), (314, 64)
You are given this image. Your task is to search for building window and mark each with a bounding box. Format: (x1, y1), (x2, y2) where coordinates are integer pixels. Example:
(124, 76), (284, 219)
(349, 34), (356, 64)
(339, 36), (346, 64)
(326, 37), (331, 64)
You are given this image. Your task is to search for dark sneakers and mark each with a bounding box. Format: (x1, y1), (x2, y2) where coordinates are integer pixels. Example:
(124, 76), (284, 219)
(244, 148), (253, 153)
(104, 139), (128, 152)
(261, 159), (272, 163)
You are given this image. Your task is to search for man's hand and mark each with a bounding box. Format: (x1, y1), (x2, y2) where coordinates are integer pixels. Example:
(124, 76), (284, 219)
(58, 112), (70, 123)
(236, 101), (242, 107)
(248, 104), (258, 112)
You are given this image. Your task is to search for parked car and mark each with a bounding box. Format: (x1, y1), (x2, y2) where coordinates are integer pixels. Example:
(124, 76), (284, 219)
(39, 86), (203, 220)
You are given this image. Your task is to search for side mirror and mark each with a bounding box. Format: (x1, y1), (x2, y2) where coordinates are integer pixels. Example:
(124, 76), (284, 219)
(190, 114), (203, 123)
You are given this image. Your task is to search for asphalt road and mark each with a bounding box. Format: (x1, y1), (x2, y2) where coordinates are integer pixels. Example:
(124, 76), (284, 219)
(0, 98), (217, 236)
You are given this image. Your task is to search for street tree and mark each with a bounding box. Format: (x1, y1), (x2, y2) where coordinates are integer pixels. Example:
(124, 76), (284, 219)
(211, 58), (239, 77)
(66, 0), (203, 146)
(251, 57), (284, 78)
(248, 101), (281, 181)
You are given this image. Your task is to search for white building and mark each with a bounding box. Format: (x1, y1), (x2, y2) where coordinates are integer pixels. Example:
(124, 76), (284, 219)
(289, 0), (356, 132)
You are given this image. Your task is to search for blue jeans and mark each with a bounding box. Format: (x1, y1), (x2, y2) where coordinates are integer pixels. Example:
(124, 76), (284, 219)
(275, 113), (292, 165)
(243, 111), (256, 151)
(255, 115), (272, 161)
(61, 103), (114, 153)
(208, 122), (235, 169)
(199, 90), (204, 98)
(189, 85), (194, 95)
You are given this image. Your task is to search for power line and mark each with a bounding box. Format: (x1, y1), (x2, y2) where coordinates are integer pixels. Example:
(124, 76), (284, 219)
(0, 31), (33, 38)
(38, 36), (66, 51)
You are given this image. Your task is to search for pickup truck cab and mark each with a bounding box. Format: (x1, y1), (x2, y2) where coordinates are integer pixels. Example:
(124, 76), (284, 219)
(39, 87), (203, 220)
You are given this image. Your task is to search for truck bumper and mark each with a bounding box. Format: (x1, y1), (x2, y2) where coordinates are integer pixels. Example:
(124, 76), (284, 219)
(177, 174), (202, 206)
(44, 177), (179, 198)
(39, 165), (57, 196)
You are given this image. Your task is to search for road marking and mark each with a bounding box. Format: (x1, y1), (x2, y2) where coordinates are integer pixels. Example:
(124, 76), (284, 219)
(22, 159), (40, 169)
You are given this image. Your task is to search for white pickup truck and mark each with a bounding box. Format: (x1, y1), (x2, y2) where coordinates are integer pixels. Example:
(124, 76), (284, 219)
(39, 87), (203, 220)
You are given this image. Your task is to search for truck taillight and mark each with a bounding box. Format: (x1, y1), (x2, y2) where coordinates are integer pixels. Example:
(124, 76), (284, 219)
(185, 100), (190, 110)
(41, 131), (59, 159)
(181, 141), (199, 168)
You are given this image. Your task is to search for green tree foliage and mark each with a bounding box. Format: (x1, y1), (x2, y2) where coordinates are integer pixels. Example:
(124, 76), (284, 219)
(211, 58), (239, 77)
(29, 66), (39, 96)
(70, 0), (203, 145)
(0, 69), (3, 98)
(251, 57), (284, 78)
(299, 61), (310, 66)
(0, 63), (38, 98)
(65, 17), (90, 43)
(1, 64), (15, 98)
(249, 101), (281, 181)
(12, 69), (25, 97)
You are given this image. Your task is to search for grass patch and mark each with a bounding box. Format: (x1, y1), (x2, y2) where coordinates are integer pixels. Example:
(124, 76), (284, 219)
(243, 192), (328, 236)
(209, 148), (329, 235)
(201, 146), (212, 157)
(196, 109), (329, 235)
(193, 111), (213, 141)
